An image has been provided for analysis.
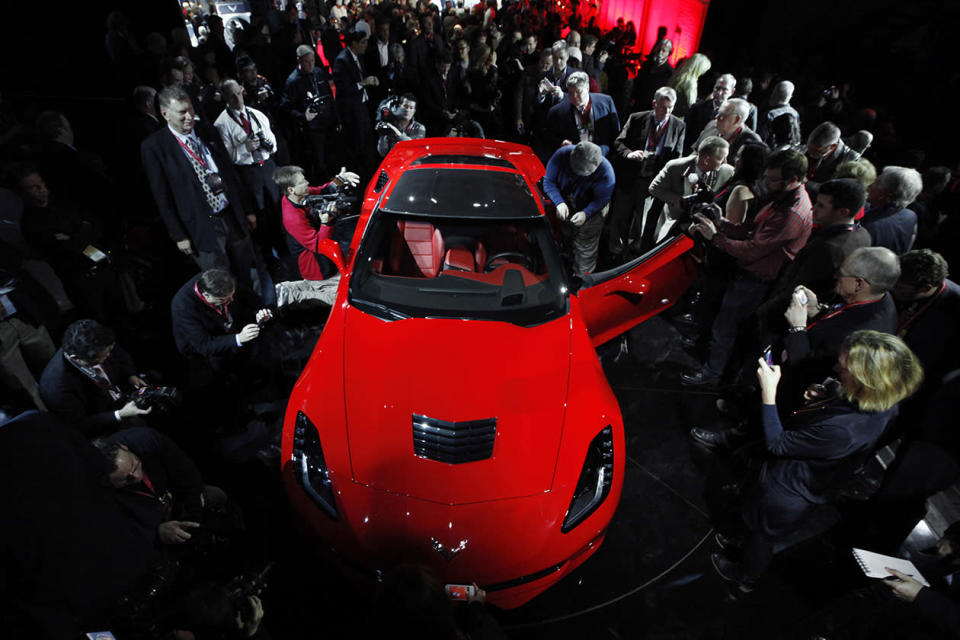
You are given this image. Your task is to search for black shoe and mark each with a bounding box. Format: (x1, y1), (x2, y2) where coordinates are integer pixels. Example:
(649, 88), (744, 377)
(715, 532), (744, 552)
(690, 427), (729, 449)
(680, 369), (720, 388)
(674, 312), (700, 327)
(711, 552), (755, 592)
(680, 333), (699, 348)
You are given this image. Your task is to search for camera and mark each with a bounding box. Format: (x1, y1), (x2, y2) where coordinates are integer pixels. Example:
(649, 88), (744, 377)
(254, 130), (274, 153)
(227, 563), (274, 620)
(302, 190), (359, 227)
(305, 91), (333, 121)
(130, 383), (182, 412)
(375, 120), (394, 135)
(679, 184), (715, 213)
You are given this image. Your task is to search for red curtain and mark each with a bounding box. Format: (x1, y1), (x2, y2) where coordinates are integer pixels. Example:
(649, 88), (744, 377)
(599, 0), (710, 64)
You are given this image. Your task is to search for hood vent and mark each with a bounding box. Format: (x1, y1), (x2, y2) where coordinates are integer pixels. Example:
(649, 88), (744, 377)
(412, 413), (497, 464)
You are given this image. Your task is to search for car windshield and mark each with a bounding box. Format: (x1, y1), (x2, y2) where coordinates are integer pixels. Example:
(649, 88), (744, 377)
(348, 211), (569, 326)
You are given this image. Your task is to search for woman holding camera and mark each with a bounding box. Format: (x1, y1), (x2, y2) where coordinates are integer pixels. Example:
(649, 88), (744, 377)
(712, 330), (923, 591)
(273, 165), (358, 281)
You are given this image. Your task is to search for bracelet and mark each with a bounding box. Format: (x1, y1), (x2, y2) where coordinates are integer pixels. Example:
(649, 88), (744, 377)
(787, 326), (806, 334)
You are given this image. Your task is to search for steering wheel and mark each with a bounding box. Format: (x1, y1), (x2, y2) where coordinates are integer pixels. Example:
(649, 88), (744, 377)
(483, 251), (534, 273)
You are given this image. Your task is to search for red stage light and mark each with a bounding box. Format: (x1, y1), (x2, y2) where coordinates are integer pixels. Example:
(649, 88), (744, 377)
(599, 0), (710, 64)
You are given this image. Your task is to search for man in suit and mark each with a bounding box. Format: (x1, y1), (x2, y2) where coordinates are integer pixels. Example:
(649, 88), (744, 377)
(691, 98), (766, 164)
(544, 71), (620, 160)
(799, 121), (861, 195)
(364, 16), (396, 108)
(649, 136), (735, 245)
(684, 73), (735, 154)
(142, 86), (261, 295)
(608, 86), (686, 255)
(417, 49), (464, 137)
(39, 319), (151, 435)
(334, 29), (379, 172)
(170, 268), (270, 373)
(537, 40), (574, 110)
(862, 166), (922, 254)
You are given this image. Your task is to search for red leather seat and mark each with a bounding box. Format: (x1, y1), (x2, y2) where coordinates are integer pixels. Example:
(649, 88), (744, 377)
(389, 221), (445, 277)
(444, 247), (475, 271)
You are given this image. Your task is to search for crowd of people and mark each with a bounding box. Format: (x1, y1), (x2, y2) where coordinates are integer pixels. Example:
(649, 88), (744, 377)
(1, 0), (960, 637)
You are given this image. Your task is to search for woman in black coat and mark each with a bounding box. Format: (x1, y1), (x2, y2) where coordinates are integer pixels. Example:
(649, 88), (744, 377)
(712, 330), (924, 591)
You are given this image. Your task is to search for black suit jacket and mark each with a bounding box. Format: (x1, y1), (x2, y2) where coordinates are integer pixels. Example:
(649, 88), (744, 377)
(544, 93), (621, 157)
(39, 347), (137, 435)
(684, 98), (717, 153)
(418, 66), (463, 136)
(333, 47), (366, 112)
(141, 124), (249, 253)
(901, 279), (960, 387)
(613, 111), (685, 182)
(171, 273), (254, 360)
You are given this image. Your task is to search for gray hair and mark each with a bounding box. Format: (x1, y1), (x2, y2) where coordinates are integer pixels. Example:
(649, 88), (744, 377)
(653, 86), (677, 103)
(717, 73), (736, 89)
(551, 40), (568, 56)
(697, 135), (729, 158)
(157, 85), (191, 111)
(132, 85), (156, 105)
(390, 42), (404, 58)
(877, 166), (924, 209)
(808, 121), (841, 147)
(770, 80), (794, 105)
(724, 98), (750, 121)
(220, 78), (241, 93)
(843, 246), (901, 293)
(567, 71), (590, 92)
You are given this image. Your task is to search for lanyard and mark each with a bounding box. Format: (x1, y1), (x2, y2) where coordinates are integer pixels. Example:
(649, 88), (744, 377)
(807, 297), (879, 331)
(898, 281), (946, 335)
(176, 135), (207, 168)
(194, 282), (229, 319)
(645, 117), (667, 150)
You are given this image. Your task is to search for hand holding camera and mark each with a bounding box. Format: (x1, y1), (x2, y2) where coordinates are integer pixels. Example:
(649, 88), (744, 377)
(237, 324), (260, 344)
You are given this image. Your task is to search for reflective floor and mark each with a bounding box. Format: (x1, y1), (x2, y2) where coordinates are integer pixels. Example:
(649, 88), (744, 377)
(231, 314), (945, 639)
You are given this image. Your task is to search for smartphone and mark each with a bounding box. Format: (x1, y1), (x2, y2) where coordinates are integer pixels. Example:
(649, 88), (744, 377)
(795, 289), (808, 306)
(762, 345), (773, 366)
(86, 633), (118, 640)
(445, 584), (476, 600)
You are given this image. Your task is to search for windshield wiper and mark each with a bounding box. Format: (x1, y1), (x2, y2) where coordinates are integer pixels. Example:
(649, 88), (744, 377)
(352, 298), (411, 320)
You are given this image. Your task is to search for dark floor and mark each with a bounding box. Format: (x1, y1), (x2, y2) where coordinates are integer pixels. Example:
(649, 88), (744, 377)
(198, 309), (948, 640)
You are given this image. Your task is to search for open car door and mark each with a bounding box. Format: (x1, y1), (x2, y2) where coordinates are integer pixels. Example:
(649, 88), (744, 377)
(576, 234), (699, 347)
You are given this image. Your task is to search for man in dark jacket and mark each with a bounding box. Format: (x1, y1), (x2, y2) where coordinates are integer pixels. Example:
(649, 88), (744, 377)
(684, 73), (735, 154)
(142, 86), (261, 295)
(281, 45), (337, 178)
(170, 268), (270, 372)
(544, 71), (621, 159)
(863, 166), (922, 254)
(757, 179), (872, 331)
(39, 319), (151, 435)
(94, 426), (225, 547)
(333, 29), (379, 170)
(607, 86), (685, 255)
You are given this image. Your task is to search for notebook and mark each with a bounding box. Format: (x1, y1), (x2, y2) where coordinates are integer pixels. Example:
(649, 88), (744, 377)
(852, 547), (930, 587)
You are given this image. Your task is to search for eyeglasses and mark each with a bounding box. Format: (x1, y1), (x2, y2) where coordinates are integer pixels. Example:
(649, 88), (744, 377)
(837, 269), (869, 284)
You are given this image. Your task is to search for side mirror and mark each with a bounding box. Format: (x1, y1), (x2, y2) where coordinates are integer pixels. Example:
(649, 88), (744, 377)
(317, 238), (346, 275)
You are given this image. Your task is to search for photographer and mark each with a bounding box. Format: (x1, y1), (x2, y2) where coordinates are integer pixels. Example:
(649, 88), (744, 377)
(376, 94), (426, 157)
(172, 581), (269, 639)
(94, 426), (230, 549)
(39, 319), (152, 435)
(281, 45), (336, 178)
(274, 164), (359, 281)
(215, 79), (283, 266)
(681, 149), (813, 387)
(170, 268), (273, 374)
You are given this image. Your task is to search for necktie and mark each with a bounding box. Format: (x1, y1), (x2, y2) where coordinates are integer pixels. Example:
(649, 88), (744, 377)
(238, 111), (251, 134)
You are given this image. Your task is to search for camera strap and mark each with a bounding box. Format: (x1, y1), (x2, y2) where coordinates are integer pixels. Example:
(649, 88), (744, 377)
(64, 354), (123, 400)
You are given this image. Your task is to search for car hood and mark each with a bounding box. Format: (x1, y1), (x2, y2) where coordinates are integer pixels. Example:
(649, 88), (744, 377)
(343, 306), (573, 504)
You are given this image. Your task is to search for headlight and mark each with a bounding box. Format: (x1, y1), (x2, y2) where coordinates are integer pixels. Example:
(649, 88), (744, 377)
(561, 425), (613, 533)
(292, 411), (338, 520)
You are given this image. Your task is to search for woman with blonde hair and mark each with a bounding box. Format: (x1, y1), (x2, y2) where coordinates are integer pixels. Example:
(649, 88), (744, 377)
(667, 52), (712, 118)
(712, 330), (923, 591)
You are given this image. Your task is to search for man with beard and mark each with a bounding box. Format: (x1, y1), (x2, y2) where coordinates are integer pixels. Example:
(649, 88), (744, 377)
(681, 149), (813, 387)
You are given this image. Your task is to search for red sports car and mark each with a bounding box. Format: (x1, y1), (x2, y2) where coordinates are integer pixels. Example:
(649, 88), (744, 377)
(281, 138), (698, 608)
